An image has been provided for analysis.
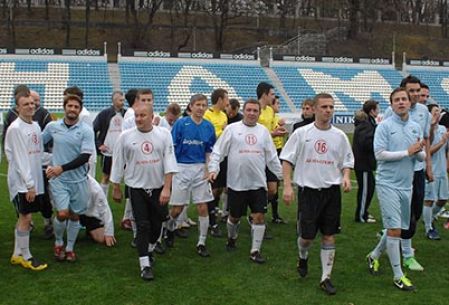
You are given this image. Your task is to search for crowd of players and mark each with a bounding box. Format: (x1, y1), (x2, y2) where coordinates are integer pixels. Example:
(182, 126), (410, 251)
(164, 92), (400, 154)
(2, 75), (448, 295)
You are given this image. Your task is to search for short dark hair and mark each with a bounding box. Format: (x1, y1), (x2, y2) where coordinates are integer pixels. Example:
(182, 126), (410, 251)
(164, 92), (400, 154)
(389, 87), (409, 104)
(421, 83), (429, 90)
(64, 86), (84, 100)
(400, 75), (421, 88)
(362, 99), (379, 115)
(166, 102), (181, 116)
(111, 90), (123, 101)
(272, 95), (280, 105)
(229, 98), (240, 110)
(14, 84), (30, 98)
(125, 89), (138, 107)
(256, 82), (274, 99)
(243, 98), (260, 111)
(301, 98), (314, 108)
(211, 88), (228, 105)
(14, 88), (30, 105)
(190, 93), (208, 105)
(427, 103), (439, 113)
(63, 94), (83, 108)
(136, 89), (153, 100)
(313, 93), (333, 106)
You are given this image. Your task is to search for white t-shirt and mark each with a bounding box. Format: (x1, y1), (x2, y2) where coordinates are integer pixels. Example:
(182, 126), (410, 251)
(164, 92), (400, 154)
(158, 116), (173, 131)
(85, 176), (114, 236)
(110, 126), (178, 188)
(209, 121), (282, 191)
(103, 113), (124, 156)
(5, 118), (45, 200)
(280, 123), (354, 189)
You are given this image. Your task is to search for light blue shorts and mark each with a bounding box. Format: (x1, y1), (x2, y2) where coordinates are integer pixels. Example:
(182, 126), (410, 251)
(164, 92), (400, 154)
(49, 178), (88, 214)
(377, 185), (411, 230)
(425, 176), (449, 201)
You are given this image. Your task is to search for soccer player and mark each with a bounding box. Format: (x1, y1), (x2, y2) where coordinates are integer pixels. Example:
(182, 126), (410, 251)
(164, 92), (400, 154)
(6, 87), (48, 271)
(383, 75), (433, 271)
(293, 98), (315, 131)
(165, 94), (216, 257)
(43, 93), (95, 262)
(352, 100), (379, 223)
(419, 83), (430, 104)
(2, 88), (54, 239)
(159, 102), (181, 130)
(80, 175), (116, 246)
(111, 102), (177, 280)
(423, 104), (449, 240)
(281, 93), (353, 295)
(209, 99), (282, 264)
(204, 88), (229, 237)
(226, 98), (243, 124)
(93, 91), (126, 196)
(366, 88), (425, 291)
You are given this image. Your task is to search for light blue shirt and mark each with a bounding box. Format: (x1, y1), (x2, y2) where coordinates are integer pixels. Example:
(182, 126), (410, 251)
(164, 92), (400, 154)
(430, 125), (448, 178)
(43, 119), (95, 183)
(384, 102), (430, 171)
(374, 113), (422, 190)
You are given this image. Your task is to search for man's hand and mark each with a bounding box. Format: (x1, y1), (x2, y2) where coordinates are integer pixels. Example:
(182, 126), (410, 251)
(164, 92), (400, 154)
(342, 177), (351, 193)
(283, 183), (294, 206)
(407, 139), (424, 156)
(208, 172), (217, 183)
(159, 187), (171, 205)
(105, 235), (116, 247)
(99, 144), (109, 153)
(112, 185), (122, 203)
(46, 166), (63, 178)
(25, 187), (36, 203)
(426, 164), (434, 182)
(272, 126), (288, 137)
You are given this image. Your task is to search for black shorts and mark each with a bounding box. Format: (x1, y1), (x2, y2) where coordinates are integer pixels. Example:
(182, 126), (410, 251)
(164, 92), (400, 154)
(13, 193), (43, 215)
(79, 214), (103, 233)
(228, 188), (267, 218)
(102, 155), (112, 175)
(265, 167), (279, 182)
(211, 158), (227, 189)
(297, 185), (341, 239)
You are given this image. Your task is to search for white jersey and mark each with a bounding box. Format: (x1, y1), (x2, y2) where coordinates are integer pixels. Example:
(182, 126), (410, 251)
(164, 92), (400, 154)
(86, 176), (114, 236)
(123, 107), (134, 121)
(158, 116), (173, 131)
(209, 121), (282, 191)
(280, 123), (354, 189)
(5, 118), (45, 200)
(79, 106), (97, 176)
(103, 113), (124, 156)
(110, 126), (178, 188)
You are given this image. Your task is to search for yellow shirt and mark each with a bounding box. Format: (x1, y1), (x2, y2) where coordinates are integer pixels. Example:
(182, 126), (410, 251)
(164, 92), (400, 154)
(272, 114), (284, 149)
(204, 108), (228, 138)
(258, 105), (275, 132)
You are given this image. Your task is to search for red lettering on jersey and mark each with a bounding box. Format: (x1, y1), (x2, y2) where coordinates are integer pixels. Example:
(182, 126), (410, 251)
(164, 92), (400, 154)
(141, 141), (153, 155)
(245, 134), (257, 145)
(31, 133), (39, 145)
(113, 117), (121, 126)
(314, 140), (327, 154)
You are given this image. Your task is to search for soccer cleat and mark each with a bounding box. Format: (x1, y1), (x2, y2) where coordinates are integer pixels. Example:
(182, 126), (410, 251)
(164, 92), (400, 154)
(141, 266), (154, 281)
(394, 275), (415, 291)
(426, 228), (441, 240)
(186, 218), (197, 226)
(403, 257), (424, 271)
(10, 255), (25, 265)
(249, 251), (266, 264)
(366, 218), (377, 223)
(366, 254), (380, 275)
(154, 242), (166, 255)
(210, 225), (223, 238)
(226, 238), (237, 251)
(272, 217), (287, 224)
(175, 228), (189, 239)
(438, 209), (449, 219)
(21, 257), (48, 271)
(65, 251), (77, 262)
(54, 245), (66, 262)
(196, 245), (210, 257)
(43, 224), (54, 240)
(120, 219), (132, 231)
(297, 257), (308, 278)
(180, 221), (191, 229)
(165, 230), (175, 248)
(320, 278), (337, 295)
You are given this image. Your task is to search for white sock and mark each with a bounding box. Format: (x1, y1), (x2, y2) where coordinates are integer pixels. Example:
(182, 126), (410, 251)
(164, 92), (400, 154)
(139, 256), (150, 270)
(423, 205), (433, 232)
(131, 220), (137, 239)
(227, 218), (239, 239)
(157, 223), (165, 243)
(371, 230), (387, 259)
(298, 237), (311, 259)
(178, 206), (188, 225)
(100, 183), (109, 196)
(387, 236), (403, 280)
(198, 216), (209, 246)
(250, 224), (266, 253)
(66, 220), (81, 252)
(123, 199), (133, 220)
(320, 244), (335, 282)
(401, 238), (414, 259)
(221, 192), (228, 215)
(53, 217), (67, 246)
(13, 228), (21, 257)
(17, 229), (32, 260)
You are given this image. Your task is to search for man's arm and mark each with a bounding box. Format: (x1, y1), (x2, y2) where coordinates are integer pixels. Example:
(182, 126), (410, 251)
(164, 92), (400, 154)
(282, 161), (294, 206)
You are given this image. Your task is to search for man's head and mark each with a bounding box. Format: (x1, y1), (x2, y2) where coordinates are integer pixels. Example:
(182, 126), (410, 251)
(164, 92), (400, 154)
(165, 103), (181, 126)
(390, 87), (411, 119)
(226, 98), (240, 119)
(420, 83), (430, 104)
(272, 95), (281, 113)
(134, 102), (154, 131)
(15, 89), (34, 119)
(63, 86), (84, 100)
(63, 94), (83, 121)
(125, 88), (138, 108)
(301, 99), (314, 119)
(428, 103), (440, 118)
(111, 90), (125, 110)
(30, 90), (41, 108)
(256, 82), (275, 106)
(136, 89), (153, 105)
(211, 88), (229, 111)
(313, 93), (334, 124)
(362, 99), (379, 119)
(242, 99), (261, 126)
(189, 94), (208, 121)
(400, 75), (421, 105)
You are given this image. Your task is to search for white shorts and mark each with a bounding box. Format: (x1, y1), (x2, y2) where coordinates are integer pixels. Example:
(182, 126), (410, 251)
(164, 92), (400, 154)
(425, 175), (449, 201)
(170, 163), (214, 205)
(377, 185), (411, 230)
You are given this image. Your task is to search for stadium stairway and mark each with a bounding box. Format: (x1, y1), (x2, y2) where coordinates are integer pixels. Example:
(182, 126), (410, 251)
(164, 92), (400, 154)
(108, 63), (121, 92)
(263, 66), (297, 112)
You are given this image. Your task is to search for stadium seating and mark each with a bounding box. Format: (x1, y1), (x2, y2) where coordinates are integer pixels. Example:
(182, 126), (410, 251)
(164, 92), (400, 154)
(119, 57), (289, 113)
(272, 62), (404, 114)
(0, 55), (112, 112)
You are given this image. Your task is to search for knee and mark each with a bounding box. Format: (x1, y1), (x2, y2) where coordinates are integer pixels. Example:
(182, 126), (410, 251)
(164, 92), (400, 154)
(228, 216), (240, 224)
(197, 204), (208, 216)
(322, 235), (335, 245)
(170, 206), (182, 218)
(69, 213), (79, 221)
(57, 210), (70, 221)
(90, 230), (105, 244)
(252, 213), (265, 224)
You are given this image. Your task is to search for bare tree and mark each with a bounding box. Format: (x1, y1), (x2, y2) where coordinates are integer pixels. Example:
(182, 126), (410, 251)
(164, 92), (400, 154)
(64, 0), (72, 47)
(85, 0), (91, 47)
(129, 0), (164, 48)
(347, 0), (360, 38)
(168, 0), (196, 51)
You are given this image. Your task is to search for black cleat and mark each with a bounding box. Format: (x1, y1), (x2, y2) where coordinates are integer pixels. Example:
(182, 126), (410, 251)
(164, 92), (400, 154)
(165, 230), (175, 248)
(320, 278), (337, 295)
(149, 252), (155, 265)
(154, 242), (166, 255)
(226, 238), (237, 251)
(196, 244), (210, 257)
(272, 217), (287, 224)
(210, 225), (223, 238)
(175, 228), (189, 239)
(297, 257), (308, 278)
(249, 251), (266, 264)
(140, 266), (154, 281)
